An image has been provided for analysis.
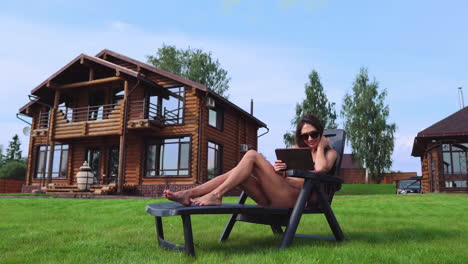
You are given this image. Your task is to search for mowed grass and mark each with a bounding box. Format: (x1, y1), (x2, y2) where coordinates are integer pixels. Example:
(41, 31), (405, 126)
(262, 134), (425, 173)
(0, 194), (467, 264)
(337, 184), (396, 195)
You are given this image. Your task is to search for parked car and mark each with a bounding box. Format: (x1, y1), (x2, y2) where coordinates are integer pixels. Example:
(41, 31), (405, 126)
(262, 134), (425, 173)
(397, 180), (421, 194)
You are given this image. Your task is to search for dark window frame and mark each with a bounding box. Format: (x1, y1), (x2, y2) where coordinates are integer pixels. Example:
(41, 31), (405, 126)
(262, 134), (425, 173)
(208, 107), (224, 130)
(207, 140), (223, 180)
(34, 144), (69, 179)
(144, 135), (191, 178)
(84, 148), (102, 184)
(441, 143), (468, 188)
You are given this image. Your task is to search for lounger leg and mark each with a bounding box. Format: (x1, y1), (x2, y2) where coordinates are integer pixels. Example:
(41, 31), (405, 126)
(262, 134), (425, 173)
(181, 215), (196, 256)
(317, 189), (346, 241)
(219, 192), (248, 242)
(279, 179), (314, 249)
(155, 217), (164, 241)
(219, 213), (238, 242)
(270, 225), (283, 234)
(153, 216), (195, 257)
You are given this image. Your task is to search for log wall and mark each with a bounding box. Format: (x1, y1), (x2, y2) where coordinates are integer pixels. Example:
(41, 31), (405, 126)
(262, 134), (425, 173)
(54, 101), (123, 139)
(199, 95), (259, 183)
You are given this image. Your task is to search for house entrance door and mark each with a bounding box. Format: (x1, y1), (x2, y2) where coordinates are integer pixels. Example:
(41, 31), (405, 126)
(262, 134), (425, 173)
(106, 146), (119, 184)
(85, 149), (101, 184)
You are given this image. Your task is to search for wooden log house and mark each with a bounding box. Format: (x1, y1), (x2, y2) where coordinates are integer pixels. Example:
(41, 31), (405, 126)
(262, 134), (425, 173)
(19, 49), (267, 195)
(412, 107), (468, 193)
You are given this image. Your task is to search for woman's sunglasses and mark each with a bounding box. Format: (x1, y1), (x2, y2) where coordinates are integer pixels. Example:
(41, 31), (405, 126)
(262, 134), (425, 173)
(301, 131), (321, 140)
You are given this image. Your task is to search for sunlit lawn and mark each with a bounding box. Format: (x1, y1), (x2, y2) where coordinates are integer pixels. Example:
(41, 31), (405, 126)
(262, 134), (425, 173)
(0, 193), (466, 264)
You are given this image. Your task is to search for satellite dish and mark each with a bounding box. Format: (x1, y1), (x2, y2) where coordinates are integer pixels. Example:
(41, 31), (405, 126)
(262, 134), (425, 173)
(23, 126), (31, 136)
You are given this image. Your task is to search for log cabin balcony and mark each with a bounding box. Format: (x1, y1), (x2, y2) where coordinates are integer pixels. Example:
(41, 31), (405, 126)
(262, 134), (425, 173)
(31, 99), (183, 139)
(127, 99), (182, 131)
(53, 102), (124, 139)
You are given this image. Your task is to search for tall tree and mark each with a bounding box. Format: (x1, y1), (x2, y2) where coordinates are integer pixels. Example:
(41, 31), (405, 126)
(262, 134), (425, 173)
(341, 67), (396, 183)
(5, 134), (22, 161)
(283, 70), (337, 147)
(147, 44), (230, 98)
(0, 144), (4, 165)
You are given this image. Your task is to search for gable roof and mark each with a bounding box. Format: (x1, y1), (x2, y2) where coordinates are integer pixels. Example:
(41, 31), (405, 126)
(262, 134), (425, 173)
(96, 49), (208, 91)
(96, 49), (266, 128)
(416, 106), (468, 138)
(412, 106), (468, 156)
(19, 49), (267, 128)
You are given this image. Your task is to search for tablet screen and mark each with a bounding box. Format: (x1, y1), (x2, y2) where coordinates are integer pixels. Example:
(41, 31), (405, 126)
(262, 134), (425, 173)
(275, 148), (314, 170)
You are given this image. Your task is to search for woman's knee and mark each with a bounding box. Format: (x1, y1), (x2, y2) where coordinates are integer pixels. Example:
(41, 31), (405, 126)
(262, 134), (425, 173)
(243, 150), (259, 161)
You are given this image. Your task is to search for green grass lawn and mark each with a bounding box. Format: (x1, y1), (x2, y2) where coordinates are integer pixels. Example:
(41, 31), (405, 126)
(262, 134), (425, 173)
(0, 194), (466, 264)
(337, 184), (396, 195)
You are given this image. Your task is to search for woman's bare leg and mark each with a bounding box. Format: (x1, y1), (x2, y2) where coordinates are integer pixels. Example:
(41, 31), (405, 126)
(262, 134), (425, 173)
(192, 150), (299, 207)
(163, 169), (234, 205)
(238, 176), (270, 206)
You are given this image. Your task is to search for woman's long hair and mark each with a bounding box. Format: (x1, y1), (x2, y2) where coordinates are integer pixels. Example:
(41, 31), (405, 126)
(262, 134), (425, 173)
(294, 114), (324, 148)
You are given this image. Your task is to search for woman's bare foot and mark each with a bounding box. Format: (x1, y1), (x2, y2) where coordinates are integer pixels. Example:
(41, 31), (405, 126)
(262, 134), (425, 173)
(162, 190), (191, 206)
(190, 192), (222, 206)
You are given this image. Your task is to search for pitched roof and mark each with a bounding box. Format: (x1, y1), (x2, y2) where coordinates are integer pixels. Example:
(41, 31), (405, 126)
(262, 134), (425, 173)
(96, 49), (208, 91)
(96, 49), (267, 128)
(411, 106), (468, 156)
(30, 53), (143, 95)
(19, 49), (267, 128)
(416, 106), (468, 138)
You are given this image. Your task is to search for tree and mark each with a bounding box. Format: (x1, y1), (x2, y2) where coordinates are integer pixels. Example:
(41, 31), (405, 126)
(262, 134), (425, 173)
(0, 144), (4, 165)
(0, 160), (26, 180)
(283, 70), (337, 147)
(147, 44), (230, 98)
(341, 67), (396, 183)
(5, 134), (22, 161)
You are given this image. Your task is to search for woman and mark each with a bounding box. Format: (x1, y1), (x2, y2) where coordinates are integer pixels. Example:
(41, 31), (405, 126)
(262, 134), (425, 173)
(163, 114), (337, 207)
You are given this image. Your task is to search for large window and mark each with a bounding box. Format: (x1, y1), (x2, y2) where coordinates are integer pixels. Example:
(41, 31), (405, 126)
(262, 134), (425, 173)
(208, 108), (223, 129)
(145, 137), (190, 177)
(145, 87), (185, 125)
(35, 145), (69, 179)
(207, 141), (222, 180)
(442, 143), (468, 188)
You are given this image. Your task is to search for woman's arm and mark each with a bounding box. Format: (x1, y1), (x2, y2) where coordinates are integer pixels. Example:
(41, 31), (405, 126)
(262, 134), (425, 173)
(313, 137), (337, 173)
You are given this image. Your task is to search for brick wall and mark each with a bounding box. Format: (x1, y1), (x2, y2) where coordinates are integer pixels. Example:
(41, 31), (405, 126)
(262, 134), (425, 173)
(339, 169), (418, 184)
(0, 179), (26, 193)
(339, 168), (366, 183)
(380, 172), (418, 184)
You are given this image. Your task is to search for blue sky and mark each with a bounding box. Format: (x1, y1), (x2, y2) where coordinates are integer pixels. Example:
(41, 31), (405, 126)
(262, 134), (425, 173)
(1, 0), (467, 174)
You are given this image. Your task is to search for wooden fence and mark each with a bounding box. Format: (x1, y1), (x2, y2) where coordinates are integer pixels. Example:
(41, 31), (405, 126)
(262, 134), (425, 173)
(0, 179), (25, 193)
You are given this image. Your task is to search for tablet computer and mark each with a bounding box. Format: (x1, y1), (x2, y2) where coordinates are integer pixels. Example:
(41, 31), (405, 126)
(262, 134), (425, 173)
(275, 148), (314, 171)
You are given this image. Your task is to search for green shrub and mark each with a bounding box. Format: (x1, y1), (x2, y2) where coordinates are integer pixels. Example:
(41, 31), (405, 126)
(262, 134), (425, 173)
(0, 160), (27, 180)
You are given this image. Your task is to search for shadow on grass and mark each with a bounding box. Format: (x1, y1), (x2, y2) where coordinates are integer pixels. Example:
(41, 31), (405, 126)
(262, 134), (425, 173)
(346, 227), (460, 244)
(190, 226), (461, 255)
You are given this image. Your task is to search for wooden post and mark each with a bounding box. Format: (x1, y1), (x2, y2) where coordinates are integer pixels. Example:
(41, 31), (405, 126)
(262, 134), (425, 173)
(117, 80), (128, 194)
(46, 90), (61, 184)
(89, 68), (94, 81)
(25, 115), (36, 186)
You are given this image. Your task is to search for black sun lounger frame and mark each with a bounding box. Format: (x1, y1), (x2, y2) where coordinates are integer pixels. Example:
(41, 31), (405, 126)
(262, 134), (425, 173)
(146, 129), (346, 256)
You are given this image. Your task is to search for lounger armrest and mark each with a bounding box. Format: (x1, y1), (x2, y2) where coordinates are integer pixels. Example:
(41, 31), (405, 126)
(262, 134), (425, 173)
(285, 169), (343, 184)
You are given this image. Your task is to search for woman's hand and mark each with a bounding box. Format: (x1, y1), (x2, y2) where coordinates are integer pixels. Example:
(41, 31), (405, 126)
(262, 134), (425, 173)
(318, 136), (330, 150)
(273, 160), (287, 173)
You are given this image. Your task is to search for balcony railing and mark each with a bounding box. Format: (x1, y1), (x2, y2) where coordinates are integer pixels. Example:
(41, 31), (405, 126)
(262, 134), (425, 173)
(58, 103), (120, 123)
(38, 111), (50, 129)
(131, 100), (182, 125)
